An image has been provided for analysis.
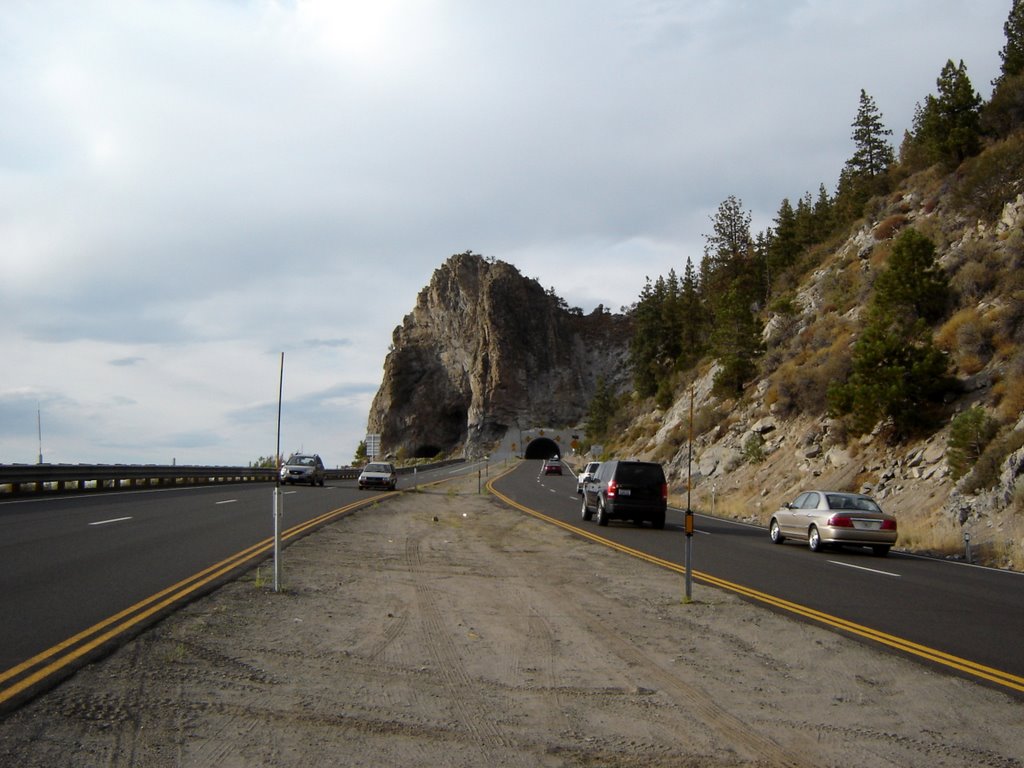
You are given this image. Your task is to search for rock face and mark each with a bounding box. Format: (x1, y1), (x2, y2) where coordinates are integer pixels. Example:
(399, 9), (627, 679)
(366, 252), (631, 458)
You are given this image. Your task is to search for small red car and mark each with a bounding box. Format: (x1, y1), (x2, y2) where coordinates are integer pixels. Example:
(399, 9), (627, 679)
(542, 459), (562, 475)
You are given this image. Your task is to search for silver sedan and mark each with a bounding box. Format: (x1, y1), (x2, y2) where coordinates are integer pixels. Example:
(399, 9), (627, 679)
(769, 490), (897, 556)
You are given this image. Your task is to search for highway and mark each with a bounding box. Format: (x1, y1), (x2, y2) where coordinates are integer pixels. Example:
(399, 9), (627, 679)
(490, 460), (1024, 696)
(3, 456), (1023, 711)
(0, 461), (480, 710)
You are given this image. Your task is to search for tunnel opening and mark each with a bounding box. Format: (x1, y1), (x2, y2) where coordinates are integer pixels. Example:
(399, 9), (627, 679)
(524, 437), (561, 460)
(413, 444), (444, 459)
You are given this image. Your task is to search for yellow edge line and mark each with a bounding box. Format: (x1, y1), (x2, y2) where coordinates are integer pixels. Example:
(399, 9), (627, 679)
(487, 474), (1024, 695)
(0, 492), (396, 706)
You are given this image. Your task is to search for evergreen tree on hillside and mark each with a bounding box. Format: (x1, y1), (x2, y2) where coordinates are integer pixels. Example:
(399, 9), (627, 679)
(829, 228), (952, 436)
(710, 287), (763, 397)
(998, 0), (1024, 81)
(871, 228), (950, 325)
(846, 89), (895, 178)
(678, 257), (705, 369)
(703, 195), (760, 307)
(986, 0), (1024, 137)
(910, 59), (983, 167)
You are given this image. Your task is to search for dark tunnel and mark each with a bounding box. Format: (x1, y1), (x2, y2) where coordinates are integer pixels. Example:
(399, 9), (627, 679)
(524, 437), (561, 460)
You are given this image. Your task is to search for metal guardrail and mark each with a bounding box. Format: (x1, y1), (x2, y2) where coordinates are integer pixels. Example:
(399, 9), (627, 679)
(0, 459), (466, 497)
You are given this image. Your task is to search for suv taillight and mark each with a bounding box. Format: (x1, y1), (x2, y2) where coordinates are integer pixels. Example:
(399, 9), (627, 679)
(607, 479), (618, 497)
(660, 482), (668, 500)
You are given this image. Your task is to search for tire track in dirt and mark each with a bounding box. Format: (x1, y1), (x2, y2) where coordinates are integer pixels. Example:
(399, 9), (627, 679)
(556, 581), (816, 768)
(403, 533), (530, 766)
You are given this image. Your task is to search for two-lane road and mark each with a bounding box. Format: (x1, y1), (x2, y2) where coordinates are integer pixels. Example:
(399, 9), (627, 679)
(491, 460), (1024, 695)
(0, 461), (479, 710)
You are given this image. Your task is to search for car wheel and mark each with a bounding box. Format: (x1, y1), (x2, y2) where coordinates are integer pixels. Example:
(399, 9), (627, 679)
(808, 525), (823, 552)
(597, 499), (609, 527)
(769, 519), (785, 544)
(580, 495), (593, 521)
(872, 545), (890, 557)
(652, 512), (665, 530)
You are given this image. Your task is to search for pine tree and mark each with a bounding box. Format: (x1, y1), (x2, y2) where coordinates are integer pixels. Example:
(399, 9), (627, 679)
(846, 89), (895, 179)
(828, 228), (952, 436)
(710, 287), (763, 397)
(986, 0), (1024, 137)
(678, 257), (705, 370)
(872, 228), (950, 325)
(998, 0), (1024, 81)
(910, 59), (983, 167)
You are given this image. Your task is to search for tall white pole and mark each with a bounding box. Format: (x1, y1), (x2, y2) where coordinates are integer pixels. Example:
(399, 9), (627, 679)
(274, 352), (284, 592)
(37, 404), (43, 465)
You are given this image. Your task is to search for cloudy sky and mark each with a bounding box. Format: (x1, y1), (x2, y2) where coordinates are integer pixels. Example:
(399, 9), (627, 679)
(1, 1), (1009, 467)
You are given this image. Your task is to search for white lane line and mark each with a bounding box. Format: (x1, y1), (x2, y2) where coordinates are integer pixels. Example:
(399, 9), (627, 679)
(216, 499), (238, 505)
(89, 516), (133, 526)
(828, 560), (901, 577)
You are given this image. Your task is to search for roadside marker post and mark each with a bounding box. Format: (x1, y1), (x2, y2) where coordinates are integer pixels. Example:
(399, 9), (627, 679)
(684, 385), (695, 603)
(274, 352), (284, 593)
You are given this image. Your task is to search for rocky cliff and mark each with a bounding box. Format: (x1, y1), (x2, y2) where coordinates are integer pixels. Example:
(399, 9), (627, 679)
(366, 252), (630, 458)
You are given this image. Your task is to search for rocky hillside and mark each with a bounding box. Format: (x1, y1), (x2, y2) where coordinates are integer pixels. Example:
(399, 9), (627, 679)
(614, 177), (1024, 572)
(366, 252), (630, 459)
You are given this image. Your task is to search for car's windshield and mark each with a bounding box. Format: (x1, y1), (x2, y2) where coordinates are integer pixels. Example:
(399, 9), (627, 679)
(290, 456), (315, 466)
(365, 463), (391, 472)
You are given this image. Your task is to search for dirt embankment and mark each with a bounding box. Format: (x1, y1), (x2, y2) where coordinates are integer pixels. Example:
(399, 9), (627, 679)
(2, 475), (1022, 767)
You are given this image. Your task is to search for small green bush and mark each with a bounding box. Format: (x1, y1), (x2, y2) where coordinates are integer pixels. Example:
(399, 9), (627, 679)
(948, 407), (999, 480)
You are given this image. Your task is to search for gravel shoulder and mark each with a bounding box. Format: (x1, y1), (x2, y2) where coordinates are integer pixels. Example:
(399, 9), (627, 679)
(2, 473), (1022, 767)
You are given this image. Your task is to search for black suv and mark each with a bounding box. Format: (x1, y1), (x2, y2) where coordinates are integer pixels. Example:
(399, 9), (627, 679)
(580, 459), (667, 529)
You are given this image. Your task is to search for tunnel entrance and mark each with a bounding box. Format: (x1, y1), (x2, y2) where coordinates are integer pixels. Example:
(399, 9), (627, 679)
(413, 444), (444, 459)
(524, 437), (561, 460)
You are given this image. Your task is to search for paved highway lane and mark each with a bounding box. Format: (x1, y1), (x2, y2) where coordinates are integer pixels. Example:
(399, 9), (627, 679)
(492, 460), (1024, 695)
(0, 462), (479, 709)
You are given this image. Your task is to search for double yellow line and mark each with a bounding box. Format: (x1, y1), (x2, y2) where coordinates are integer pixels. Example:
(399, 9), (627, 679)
(0, 492), (397, 710)
(488, 475), (1024, 696)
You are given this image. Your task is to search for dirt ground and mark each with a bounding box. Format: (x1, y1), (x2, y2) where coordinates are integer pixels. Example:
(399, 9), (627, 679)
(2, 472), (1022, 768)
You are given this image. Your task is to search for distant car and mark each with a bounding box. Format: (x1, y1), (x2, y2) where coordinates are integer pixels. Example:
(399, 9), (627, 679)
(542, 458), (562, 475)
(580, 459), (667, 529)
(280, 453), (325, 486)
(769, 490), (897, 556)
(358, 462), (398, 490)
(576, 461), (601, 494)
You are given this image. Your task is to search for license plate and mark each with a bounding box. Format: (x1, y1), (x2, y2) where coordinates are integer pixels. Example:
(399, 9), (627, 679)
(619, 489), (631, 496)
(853, 520), (881, 530)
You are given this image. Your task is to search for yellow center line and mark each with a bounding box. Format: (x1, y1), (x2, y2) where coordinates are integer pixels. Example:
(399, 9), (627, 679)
(0, 492), (397, 706)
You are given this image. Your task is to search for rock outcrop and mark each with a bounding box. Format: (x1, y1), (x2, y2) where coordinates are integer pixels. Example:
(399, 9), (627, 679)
(366, 252), (631, 458)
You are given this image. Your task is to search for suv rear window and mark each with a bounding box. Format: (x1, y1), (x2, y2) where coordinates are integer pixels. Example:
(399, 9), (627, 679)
(615, 463), (665, 484)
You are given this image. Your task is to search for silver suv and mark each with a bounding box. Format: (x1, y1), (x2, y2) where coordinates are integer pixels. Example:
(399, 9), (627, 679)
(280, 454), (326, 486)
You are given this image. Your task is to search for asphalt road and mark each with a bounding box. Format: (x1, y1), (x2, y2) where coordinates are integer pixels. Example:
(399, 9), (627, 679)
(491, 460), (1024, 696)
(0, 461), (482, 710)
(3, 456), (1022, 708)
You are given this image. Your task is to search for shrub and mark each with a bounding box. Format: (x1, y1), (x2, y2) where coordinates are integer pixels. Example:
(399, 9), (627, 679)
(742, 433), (766, 464)
(936, 307), (994, 374)
(994, 352), (1024, 422)
(963, 429), (1024, 493)
(952, 132), (1024, 221)
(948, 407), (999, 480)
(874, 214), (908, 240)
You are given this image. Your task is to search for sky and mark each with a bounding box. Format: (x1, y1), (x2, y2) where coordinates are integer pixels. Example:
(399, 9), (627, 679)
(0, 1), (1010, 468)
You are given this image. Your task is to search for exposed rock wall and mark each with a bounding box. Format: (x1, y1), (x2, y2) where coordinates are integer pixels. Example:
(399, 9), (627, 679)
(366, 252), (630, 458)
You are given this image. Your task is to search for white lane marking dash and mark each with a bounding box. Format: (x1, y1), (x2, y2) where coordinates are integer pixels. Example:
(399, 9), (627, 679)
(216, 499), (238, 505)
(828, 560), (901, 577)
(89, 516), (132, 526)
